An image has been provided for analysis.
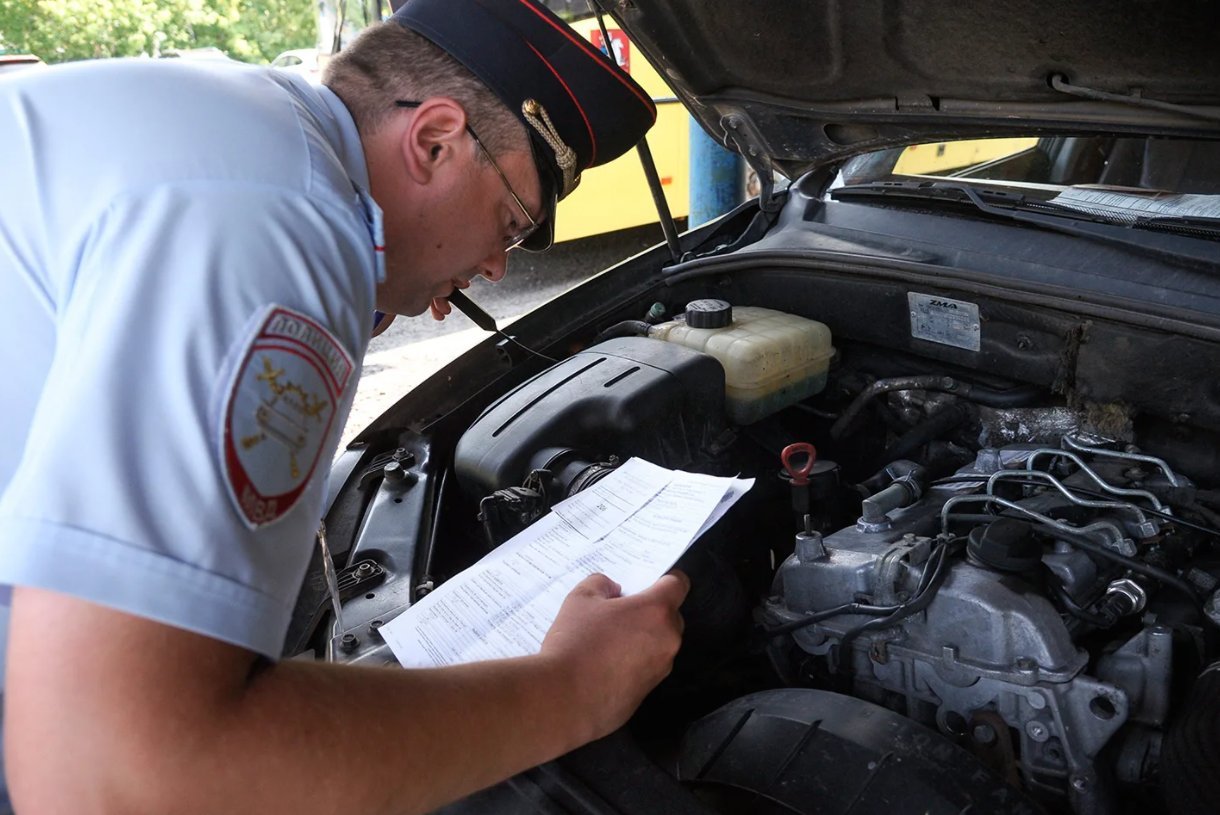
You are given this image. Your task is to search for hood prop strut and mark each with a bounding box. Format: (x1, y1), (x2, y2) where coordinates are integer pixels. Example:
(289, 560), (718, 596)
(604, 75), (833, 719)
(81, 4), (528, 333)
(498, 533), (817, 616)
(593, 4), (683, 263)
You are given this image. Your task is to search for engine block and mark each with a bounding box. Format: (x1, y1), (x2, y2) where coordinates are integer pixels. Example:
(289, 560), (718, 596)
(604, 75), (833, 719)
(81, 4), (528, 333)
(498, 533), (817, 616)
(764, 447), (1177, 812)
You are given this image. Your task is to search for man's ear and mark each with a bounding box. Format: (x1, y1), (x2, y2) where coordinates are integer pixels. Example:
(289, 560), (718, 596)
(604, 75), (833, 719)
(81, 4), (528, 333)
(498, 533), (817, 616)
(400, 98), (469, 185)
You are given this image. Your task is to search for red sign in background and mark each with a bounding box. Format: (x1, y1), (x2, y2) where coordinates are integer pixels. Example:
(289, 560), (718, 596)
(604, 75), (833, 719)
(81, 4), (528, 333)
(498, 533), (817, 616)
(590, 29), (630, 72)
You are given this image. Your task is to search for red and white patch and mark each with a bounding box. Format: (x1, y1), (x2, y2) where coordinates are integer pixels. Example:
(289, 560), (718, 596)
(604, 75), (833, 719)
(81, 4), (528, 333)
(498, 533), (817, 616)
(222, 307), (354, 528)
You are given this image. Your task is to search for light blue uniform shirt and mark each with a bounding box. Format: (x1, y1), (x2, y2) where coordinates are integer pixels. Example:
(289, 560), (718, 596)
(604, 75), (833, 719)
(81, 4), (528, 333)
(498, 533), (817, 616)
(0, 57), (381, 732)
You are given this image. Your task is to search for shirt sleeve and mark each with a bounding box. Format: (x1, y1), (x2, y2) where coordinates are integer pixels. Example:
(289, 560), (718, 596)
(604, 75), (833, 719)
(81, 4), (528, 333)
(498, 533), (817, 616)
(0, 180), (376, 657)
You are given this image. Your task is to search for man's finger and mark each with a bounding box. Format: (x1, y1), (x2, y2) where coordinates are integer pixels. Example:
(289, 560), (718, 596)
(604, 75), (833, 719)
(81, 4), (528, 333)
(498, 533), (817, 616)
(572, 573), (621, 599)
(430, 297), (451, 321)
(665, 569), (691, 594)
(639, 570), (690, 607)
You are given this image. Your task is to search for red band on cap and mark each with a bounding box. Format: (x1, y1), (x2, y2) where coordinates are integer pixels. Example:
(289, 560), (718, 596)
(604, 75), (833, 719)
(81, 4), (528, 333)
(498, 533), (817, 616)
(525, 40), (597, 166)
(514, 0), (656, 117)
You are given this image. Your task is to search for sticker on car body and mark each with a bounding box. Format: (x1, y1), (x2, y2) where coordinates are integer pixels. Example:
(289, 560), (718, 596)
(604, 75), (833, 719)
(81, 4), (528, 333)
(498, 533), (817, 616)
(908, 292), (981, 352)
(221, 306), (354, 528)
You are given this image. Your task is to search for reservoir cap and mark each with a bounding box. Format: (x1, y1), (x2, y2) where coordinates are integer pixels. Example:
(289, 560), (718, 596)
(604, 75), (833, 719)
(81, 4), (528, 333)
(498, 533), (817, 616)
(685, 299), (733, 329)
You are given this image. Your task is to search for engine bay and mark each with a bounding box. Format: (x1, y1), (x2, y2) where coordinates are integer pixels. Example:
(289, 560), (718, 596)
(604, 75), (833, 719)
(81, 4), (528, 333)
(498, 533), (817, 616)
(315, 246), (1220, 814)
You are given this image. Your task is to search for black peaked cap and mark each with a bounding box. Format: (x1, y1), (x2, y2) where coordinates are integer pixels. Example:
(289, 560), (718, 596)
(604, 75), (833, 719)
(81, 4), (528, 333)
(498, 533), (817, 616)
(390, 0), (656, 250)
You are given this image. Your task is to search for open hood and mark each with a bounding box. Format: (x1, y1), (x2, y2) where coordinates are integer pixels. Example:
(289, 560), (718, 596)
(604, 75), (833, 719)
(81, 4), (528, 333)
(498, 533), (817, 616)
(610, 0), (1220, 179)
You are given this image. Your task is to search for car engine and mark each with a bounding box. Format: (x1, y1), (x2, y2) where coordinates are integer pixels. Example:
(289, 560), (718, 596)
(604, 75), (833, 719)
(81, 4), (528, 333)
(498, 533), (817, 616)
(763, 438), (1194, 814)
(430, 309), (1220, 815)
(321, 286), (1220, 814)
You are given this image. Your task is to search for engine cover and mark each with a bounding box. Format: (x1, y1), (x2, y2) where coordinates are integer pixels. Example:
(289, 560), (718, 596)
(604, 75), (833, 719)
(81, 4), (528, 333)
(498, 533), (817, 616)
(454, 337), (729, 499)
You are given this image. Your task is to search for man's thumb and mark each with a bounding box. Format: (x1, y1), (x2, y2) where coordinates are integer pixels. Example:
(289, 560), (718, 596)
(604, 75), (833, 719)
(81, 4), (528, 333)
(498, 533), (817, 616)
(574, 572), (622, 598)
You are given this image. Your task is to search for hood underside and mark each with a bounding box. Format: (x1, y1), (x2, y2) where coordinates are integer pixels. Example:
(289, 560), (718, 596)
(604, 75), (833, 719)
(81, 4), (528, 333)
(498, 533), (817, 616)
(611, 0), (1220, 177)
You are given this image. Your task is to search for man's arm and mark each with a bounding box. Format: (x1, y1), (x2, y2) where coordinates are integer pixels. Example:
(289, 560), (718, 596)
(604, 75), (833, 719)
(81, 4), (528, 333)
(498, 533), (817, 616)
(5, 571), (688, 815)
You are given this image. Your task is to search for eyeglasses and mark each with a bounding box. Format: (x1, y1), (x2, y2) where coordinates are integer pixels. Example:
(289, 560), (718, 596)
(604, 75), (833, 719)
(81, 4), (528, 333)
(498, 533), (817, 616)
(395, 100), (540, 251)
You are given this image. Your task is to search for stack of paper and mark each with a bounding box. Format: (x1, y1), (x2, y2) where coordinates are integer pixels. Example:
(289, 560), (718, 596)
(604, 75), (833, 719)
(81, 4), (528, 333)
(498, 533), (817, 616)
(381, 458), (754, 669)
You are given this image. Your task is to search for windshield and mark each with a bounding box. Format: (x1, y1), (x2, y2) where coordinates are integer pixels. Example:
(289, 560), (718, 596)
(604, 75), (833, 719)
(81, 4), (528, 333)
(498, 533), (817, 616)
(835, 136), (1220, 222)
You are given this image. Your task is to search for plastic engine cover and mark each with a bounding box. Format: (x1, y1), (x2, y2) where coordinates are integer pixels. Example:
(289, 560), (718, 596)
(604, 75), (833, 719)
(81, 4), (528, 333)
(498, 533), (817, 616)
(453, 337), (728, 500)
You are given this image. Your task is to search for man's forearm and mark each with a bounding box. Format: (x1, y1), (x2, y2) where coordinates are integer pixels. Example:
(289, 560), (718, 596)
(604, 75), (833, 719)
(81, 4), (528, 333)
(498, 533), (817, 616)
(9, 600), (587, 815)
(7, 576), (686, 815)
(207, 655), (591, 815)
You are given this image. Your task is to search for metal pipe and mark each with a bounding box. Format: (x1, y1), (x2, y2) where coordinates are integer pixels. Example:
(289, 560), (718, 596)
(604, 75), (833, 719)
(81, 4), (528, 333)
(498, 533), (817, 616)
(939, 493), (1133, 555)
(986, 470), (1154, 533)
(1063, 434), (1182, 487)
(1025, 448), (1164, 510)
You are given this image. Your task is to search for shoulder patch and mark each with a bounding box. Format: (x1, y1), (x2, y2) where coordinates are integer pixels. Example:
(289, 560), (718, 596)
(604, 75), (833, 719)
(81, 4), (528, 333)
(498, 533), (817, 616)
(221, 306), (354, 528)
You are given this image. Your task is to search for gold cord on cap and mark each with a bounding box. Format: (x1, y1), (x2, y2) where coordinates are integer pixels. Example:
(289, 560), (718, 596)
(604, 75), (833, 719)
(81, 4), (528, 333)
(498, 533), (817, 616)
(522, 99), (580, 198)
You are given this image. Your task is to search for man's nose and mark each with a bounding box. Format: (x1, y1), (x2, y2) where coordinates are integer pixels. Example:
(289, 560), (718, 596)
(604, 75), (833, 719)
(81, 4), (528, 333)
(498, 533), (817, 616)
(478, 252), (508, 283)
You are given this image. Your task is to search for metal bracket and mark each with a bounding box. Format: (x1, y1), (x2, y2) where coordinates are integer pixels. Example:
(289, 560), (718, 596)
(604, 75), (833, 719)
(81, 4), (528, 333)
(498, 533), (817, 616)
(303, 558), (387, 648)
(356, 446), (416, 491)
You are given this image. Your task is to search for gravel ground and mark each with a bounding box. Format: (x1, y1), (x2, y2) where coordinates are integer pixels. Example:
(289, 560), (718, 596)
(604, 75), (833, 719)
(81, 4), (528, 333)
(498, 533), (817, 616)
(339, 223), (669, 448)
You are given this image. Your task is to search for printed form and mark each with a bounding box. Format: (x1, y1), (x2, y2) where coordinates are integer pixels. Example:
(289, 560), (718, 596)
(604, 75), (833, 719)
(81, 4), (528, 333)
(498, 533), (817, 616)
(381, 458), (753, 669)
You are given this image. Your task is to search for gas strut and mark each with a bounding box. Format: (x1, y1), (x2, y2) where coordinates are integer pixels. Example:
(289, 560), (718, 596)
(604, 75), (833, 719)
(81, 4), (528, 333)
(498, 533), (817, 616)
(592, 1), (683, 264)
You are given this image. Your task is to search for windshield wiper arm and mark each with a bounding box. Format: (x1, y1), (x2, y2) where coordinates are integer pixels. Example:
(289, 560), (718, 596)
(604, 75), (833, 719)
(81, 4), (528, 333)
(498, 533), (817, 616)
(831, 180), (1132, 232)
(834, 180), (1109, 222)
(943, 183), (1220, 238)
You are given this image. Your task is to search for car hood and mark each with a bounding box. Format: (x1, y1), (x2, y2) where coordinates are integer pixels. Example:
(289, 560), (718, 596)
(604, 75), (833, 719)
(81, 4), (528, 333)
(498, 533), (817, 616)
(612, 0), (1220, 178)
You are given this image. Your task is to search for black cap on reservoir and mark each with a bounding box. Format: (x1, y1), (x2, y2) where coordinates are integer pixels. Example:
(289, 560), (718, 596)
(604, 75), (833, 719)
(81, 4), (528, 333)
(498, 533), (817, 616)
(389, 0), (656, 250)
(685, 299), (733, 329)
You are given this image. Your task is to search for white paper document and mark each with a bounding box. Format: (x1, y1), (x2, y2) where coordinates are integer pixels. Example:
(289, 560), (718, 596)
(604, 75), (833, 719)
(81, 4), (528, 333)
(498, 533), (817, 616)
(380, 458), (753, 669)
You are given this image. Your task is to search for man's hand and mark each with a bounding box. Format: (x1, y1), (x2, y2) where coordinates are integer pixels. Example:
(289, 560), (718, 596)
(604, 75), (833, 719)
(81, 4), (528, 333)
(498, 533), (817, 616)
(429, 295), (453, 321)
(429, 278), (471, 321)
(539, 571), (690, 743)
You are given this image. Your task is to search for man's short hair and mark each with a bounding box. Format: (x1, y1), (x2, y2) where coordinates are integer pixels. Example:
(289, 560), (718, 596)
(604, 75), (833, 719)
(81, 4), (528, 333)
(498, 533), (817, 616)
(323, 22), (526, 158)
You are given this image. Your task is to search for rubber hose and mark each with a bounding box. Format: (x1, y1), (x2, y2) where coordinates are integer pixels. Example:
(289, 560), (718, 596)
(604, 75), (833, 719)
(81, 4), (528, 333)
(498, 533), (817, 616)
(959, 382), (1044, 408)
(593, 320), (652, 343)
(883, 402), (976, 462)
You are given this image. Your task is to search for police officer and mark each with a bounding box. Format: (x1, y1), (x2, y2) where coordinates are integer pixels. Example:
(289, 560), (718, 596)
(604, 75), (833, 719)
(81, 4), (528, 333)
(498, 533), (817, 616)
(0, 0), (689, 811)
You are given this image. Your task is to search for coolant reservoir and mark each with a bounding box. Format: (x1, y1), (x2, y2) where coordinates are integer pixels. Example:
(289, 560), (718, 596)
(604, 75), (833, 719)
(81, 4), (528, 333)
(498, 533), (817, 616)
(649, 300), (834, 424)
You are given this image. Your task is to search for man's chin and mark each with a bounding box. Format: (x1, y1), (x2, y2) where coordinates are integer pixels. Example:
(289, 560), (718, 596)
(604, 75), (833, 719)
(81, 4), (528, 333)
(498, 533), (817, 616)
(383, 296), (431, 318)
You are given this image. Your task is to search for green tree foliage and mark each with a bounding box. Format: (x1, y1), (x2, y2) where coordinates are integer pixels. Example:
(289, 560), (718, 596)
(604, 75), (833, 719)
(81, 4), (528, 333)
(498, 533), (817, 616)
(0, 0), (317, 64)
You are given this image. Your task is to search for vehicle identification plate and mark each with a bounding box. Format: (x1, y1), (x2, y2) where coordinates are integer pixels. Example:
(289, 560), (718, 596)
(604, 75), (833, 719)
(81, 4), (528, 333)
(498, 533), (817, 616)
(908, 292), (980, 351)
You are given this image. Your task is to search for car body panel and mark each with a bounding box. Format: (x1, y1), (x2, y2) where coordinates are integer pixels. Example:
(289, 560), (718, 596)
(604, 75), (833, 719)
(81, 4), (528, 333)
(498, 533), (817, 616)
(610, 0), (1220, 178)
